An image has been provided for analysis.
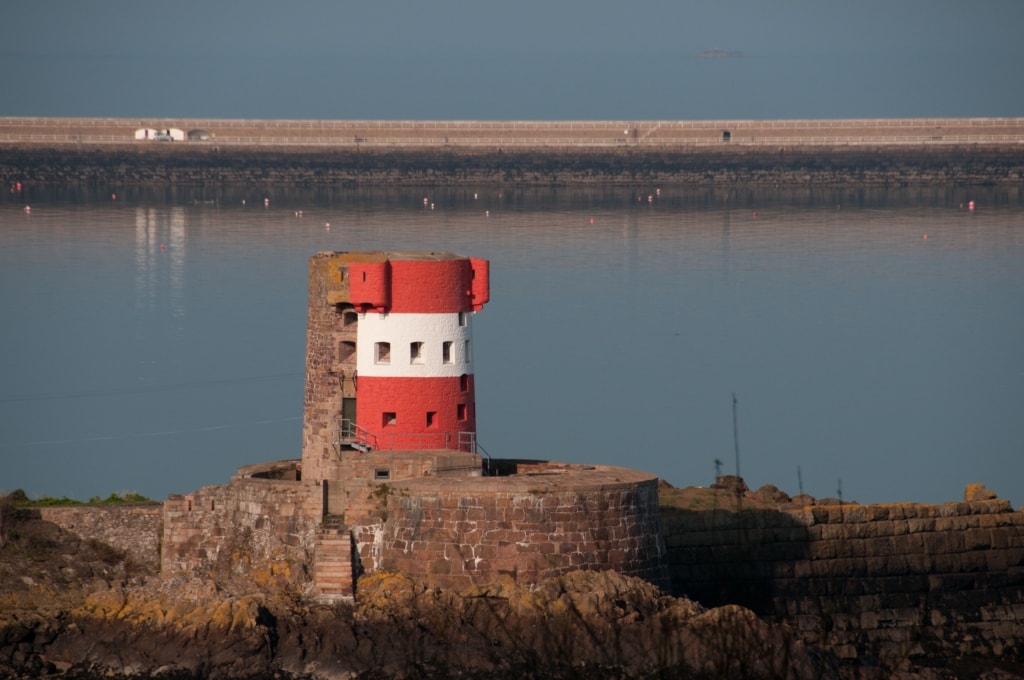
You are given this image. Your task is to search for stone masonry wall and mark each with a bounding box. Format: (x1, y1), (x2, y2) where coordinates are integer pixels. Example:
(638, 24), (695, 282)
(377, 467), (669, 591)
(662, 498), (1024, 667)
(301, 252), (352, 485)
(162, 477), (321, 591)
(38, 505), (162, 571)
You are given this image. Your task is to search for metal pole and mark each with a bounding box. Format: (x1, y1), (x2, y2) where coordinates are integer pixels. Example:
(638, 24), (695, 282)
(732, 392), (741, 479)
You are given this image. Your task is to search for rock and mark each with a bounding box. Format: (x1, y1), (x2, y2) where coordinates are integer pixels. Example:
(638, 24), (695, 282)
(753, 484), (791, 504)
(965, 483), (998, 502)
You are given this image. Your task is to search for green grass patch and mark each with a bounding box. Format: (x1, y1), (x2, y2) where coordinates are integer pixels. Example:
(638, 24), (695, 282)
(4, 489), (153, 508)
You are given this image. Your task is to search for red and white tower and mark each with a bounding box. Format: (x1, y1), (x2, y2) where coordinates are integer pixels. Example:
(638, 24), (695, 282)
(301, 251), (490, 483)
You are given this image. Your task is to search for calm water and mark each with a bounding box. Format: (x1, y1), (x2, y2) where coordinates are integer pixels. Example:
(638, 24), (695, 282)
(1, 185), (1022, 506)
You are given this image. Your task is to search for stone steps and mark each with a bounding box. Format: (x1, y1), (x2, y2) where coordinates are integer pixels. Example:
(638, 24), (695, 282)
(313, 523), (355, 602)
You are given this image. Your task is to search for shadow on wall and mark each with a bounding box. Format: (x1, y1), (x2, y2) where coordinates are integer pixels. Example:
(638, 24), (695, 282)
(661, 501), (812, 617)
(660, 479), (1024, 673)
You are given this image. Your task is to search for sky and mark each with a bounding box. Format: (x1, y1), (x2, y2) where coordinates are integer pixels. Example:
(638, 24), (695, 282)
(1, 1), (1023, 120)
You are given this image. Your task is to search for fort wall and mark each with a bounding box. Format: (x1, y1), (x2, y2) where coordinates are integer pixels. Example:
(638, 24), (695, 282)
(160, 469), (321, 590)
(378, 465), (668, 590)
(38, 505), (162, 571)
(151, 460), (667, 598)
(661, 492), (1024, 666)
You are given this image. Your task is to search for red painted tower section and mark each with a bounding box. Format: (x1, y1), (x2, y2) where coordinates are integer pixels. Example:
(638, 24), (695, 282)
(301, 252), (490, 484)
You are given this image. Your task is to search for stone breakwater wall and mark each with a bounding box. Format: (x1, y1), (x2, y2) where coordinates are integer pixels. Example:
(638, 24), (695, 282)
(662, 498), (1024, 666)
(38, 505), (162, 571)
(378, 467), (669, 590)
(2, 143), (1022, 187)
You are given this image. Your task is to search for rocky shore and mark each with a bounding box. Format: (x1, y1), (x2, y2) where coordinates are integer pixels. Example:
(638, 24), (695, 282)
(1, 498), (826, 679)
(4, 484), (1023, 679)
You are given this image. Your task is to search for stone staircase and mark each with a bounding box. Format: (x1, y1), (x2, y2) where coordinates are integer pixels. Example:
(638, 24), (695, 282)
(313, 517), (355, 603)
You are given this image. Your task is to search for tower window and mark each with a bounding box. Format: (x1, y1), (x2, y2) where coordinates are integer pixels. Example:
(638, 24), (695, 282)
(442, 341), (453, 364)
(458, 312), (467, 327)
(410, 341), (424, 364)
(343, 311), (359, 327)
(375, 342), (390, 364)
(338, 341), (356, 363)
(383, 412), (397, 427)
(460, 374), (469, 391)
(426, 411), (437, 428)
(464, 340), (472, 364)
(457, 403), (467, 421)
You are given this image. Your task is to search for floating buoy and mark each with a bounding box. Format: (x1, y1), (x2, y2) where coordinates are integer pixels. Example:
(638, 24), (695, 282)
(423, 197), (429, 206)
(111, 193), (116, 201)
(752, 211), (758, 218)
(325, 222), (330, 230)
(590, 217), (595, 224)
(968, 200), (975, 211)
(923, 234), (928, 240)
(15, 182), (22, 191)
(23, 205), (30, 213)
(264, 197), (270, 207)
(160, 243), (166, 250)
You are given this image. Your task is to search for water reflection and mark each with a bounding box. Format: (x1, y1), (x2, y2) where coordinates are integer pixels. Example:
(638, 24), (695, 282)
(135, 207), (187, 319)
(1, 186), (1021, 506)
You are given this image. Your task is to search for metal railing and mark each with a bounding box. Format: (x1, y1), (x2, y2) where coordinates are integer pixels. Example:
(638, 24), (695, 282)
(335, 418), (480, 454)
(459, 433), (494, 475)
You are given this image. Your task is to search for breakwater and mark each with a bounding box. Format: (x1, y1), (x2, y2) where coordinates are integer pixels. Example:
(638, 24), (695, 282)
(2, 117), (1023, 187)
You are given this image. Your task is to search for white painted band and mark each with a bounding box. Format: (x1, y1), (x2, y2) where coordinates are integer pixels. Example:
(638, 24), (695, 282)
(358, 312), (474, 377)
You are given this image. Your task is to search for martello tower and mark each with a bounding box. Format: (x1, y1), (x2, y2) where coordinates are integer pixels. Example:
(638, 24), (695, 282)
(301, 251), (490, 486)
(165, 249), (667, 598)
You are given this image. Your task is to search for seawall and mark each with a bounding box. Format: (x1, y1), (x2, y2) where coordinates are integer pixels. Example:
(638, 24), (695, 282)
(2, 117), (1022, 187)
(661, 486), (1024, 668)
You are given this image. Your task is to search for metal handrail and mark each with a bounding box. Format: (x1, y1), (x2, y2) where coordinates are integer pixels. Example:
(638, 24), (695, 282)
(335, 418), (481, 454)
(335, 418), (378, 454)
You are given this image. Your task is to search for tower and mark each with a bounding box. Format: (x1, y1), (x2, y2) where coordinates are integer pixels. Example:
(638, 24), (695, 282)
(301, 251), (490, 485)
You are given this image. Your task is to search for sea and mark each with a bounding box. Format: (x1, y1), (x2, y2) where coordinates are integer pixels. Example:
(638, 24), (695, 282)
(1, 183), (1022, 507)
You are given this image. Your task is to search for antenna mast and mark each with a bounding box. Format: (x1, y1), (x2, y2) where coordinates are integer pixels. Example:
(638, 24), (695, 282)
(732, 392), (741, 478)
